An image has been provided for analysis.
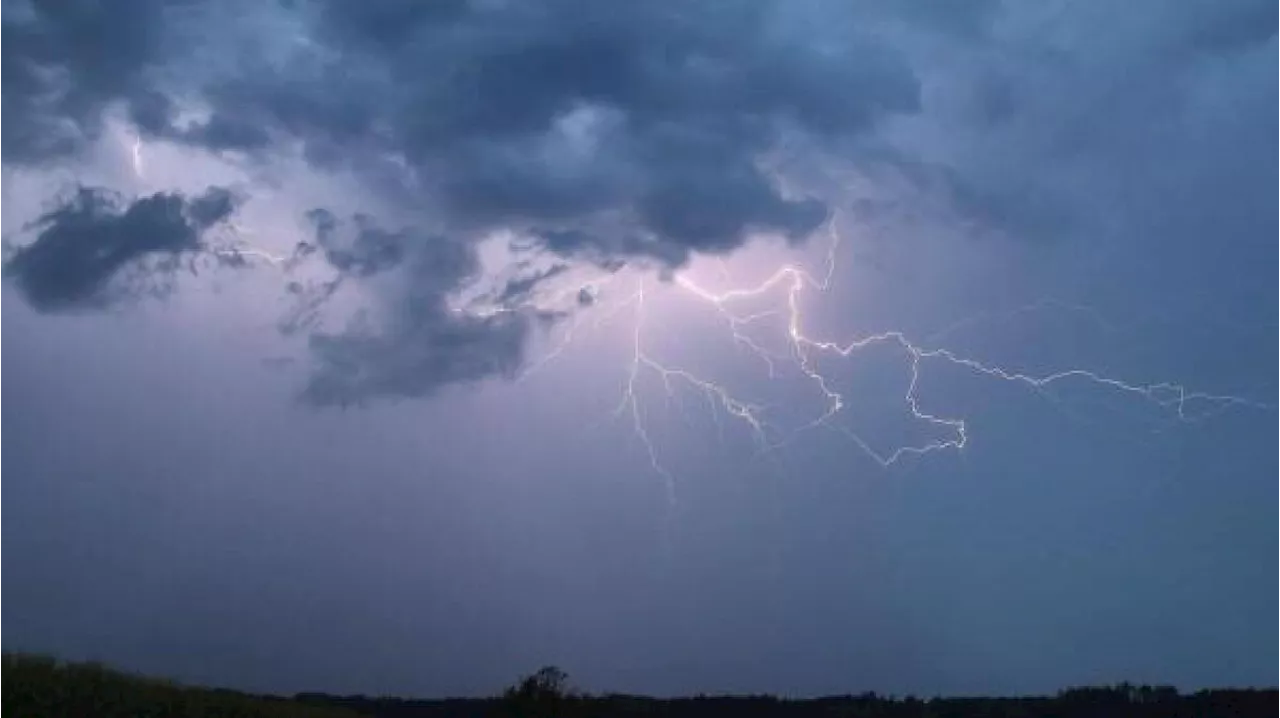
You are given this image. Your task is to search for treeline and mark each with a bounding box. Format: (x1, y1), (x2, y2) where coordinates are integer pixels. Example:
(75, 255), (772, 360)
(296, 691), (1280, 716)
(5, 655), (1276, 718)
(2, 653), (360, 718)
(302, 668), (1276, 718)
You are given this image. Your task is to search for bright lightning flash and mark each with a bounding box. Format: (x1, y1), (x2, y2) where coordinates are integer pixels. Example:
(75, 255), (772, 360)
(130, 135), (145, 179)
(181, 206), (1268, 496)
(520, 216), (1269, 492)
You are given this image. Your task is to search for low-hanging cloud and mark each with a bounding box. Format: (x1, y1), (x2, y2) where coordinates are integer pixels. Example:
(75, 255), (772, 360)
(885, 0), (1277, 245)
(166, 0), (923, 263)
(140, 0), (936, 399)
(1, 0), (939, 403)
(2, 0), (1273, 404)
(3, 186), (239, 312)
(0, 0), (175, 163)
(285, 210), (530, 406)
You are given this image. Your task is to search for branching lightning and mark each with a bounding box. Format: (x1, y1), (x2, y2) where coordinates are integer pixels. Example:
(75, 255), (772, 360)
(165, 192), (1268, 498)
(522, 215), (1270, 492)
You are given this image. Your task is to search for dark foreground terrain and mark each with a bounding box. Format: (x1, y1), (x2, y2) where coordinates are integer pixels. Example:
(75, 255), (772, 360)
(3, 654), (1274, 717)
(2, 653), (359, 718)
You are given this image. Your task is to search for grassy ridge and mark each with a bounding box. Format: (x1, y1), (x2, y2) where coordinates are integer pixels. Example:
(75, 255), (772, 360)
(3, 653), (364, 718)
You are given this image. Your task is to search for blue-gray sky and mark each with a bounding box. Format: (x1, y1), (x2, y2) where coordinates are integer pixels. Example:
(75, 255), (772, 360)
(2, 0), (1276, 699)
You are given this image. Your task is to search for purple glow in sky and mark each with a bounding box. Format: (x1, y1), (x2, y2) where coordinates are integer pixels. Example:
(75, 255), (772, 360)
(2, 0), (1275, 699)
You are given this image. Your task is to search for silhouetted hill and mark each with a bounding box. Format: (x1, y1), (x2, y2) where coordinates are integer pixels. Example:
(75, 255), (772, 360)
(2, 653), (362, 718)
(4, 654), (1275, 717)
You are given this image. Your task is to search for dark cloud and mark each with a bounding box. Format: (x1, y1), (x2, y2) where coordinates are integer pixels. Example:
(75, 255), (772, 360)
(0, 0), (973, 403)
(7, 0), (1269, 406)
(128, 0), (945, 404)
(1161, 0), (1277, 56)
(0, 0), (172, 163)
(818, 0), (1277, 251)
(495, 264), (570, 307)
(186, 186), (239, 230)
(3, 186), (238, 311)
(156, 0), (924, 264)
(304, 310), (529, 407)
(283, 211), (530, 406)
(868, 0), (1003, 39)
(302, 209), (409, 278)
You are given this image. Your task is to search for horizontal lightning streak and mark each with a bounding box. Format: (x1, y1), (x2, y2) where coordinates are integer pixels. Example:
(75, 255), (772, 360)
(569, 217), (1269, 489)
(196, 210), (1267, 497)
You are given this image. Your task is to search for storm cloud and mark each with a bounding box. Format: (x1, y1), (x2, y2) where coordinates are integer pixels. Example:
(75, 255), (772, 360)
(2, 0), (1273, 404)
(0, 0), (176, 163)
(167, 0), (923, 262)
(884, 0), (1278, 245)
(198, 0), (933, 405)
(283, 209), (529, 405)
(3, 186), (238, 311)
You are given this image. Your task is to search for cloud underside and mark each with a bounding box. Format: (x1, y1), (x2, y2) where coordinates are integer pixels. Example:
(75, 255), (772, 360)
(3, 186), (238, 311)
(2, 0), (1274, 403)
(287, 209), (536, 404)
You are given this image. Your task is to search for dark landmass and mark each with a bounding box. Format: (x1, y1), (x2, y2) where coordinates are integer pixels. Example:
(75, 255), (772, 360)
(2, 653), (360, 718)
(4, 654), (1274, 718)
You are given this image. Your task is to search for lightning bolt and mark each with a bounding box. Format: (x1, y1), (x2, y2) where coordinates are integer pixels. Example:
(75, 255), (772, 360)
(211, 247), (290, 266)
(131, 135), (145, 179)
(519, 214), (1270, 498)
(610, 277), (778, 501)
(97, 142), (289, 271)
(207, 222), (292, 266)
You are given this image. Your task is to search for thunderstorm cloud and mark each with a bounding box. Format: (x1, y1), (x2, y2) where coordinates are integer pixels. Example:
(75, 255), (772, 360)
(290, 209), (529, 405)
(3, 186), (239, 311)
(154, 0), (917, 259)
(2, 0), (1274, 402)
(1, 0), (174, 163)
(3, 0), (927, 400)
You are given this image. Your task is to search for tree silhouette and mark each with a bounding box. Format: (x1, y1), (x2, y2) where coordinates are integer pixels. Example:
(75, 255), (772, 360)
(501, 665), (570, 718)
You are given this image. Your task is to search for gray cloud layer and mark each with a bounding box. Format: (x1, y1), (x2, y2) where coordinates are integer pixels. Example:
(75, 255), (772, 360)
(4, 0), (927, 257)
(2, 0), (936, 402)
(1, 0), (940, 403)
(1, 0), (173, 162)
(281, 210), (530, 405)
(178, 0), (926, 261)
(3, 186), (238, 311)
(3, 0), (1274, 402)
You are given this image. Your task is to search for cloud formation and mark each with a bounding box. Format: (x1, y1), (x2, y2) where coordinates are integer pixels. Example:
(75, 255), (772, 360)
(1, 0), (173, 163)
(3, 186), (239, 311)
(172, 1), (927, 263)
(2, 0), (1273, 403)
(283, 210), (529, 405)
(197, 0), (942, 404)
(885, 0), (1277, 244)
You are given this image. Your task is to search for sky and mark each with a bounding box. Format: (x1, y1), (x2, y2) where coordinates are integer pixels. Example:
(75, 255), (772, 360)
(1, 0), (1276, 700)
